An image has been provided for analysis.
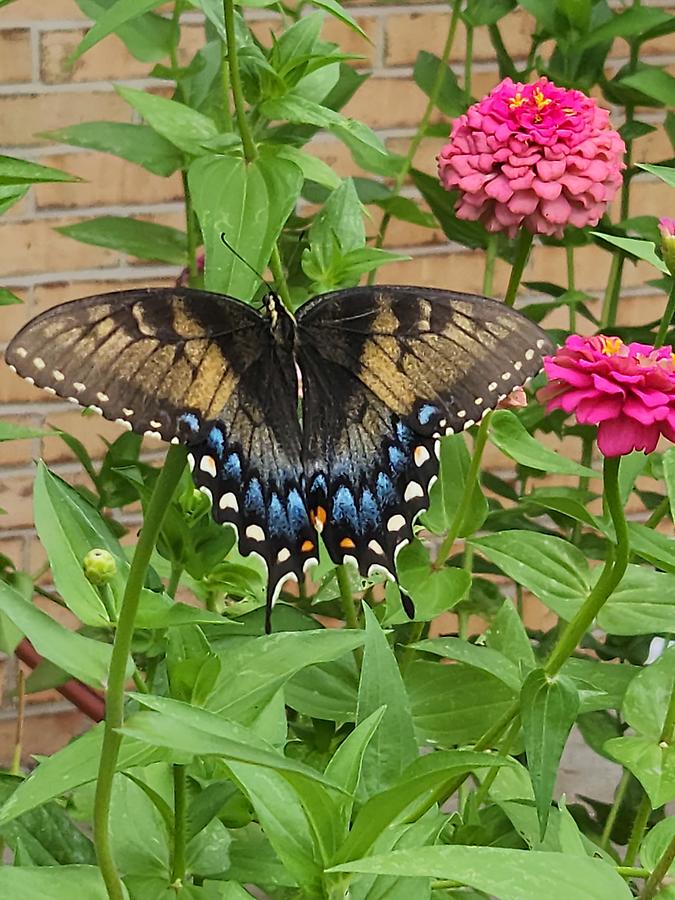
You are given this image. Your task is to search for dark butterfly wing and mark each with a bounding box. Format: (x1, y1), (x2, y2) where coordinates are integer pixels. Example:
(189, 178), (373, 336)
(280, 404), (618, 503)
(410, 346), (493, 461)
(296, 285), (552, 594)
(5, 288), (318, 625)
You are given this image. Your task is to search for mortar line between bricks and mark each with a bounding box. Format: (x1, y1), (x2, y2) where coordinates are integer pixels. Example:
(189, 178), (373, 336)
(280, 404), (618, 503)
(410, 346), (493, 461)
(11, 200), (187, 223)
(0, 76), (174, 95)
(0, 700), (83, 721)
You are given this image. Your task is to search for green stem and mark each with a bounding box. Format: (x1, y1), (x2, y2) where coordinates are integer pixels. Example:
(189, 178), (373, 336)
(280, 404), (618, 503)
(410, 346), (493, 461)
(98, 583), (117, 624)
(220, 40), (233, 131)
(473, 716), (521, 808)
(434, 413), (491, 568)
(131, 669), (149, 694)
(464, 22), (473, 97)
(545, 456), (628, 677)
(600, 254), (623, 330)
(618, 867), (650, 880)
(600, 768), (631, 851)
(269, 244), (293, 312)
(566, 243), (576, 332)
(641, 836), (675, 899)
(645, 496), (670, 529)
(503, 230), (533, 308)
(224, 0), (257, 162)
(336, 565), (359, 631)
(400, 620), (425, 673)
(368, 0), (462, 276)
(482, 236), (497, 296)
(625, 793), (651, 867)
(571, 434), (594, 545)
(167, 563), (183, 599)
(654, 282), (675, 348)
(182, 171), (199, 286)
(93, 445), (186, 900)
(171, 765), (187, 885)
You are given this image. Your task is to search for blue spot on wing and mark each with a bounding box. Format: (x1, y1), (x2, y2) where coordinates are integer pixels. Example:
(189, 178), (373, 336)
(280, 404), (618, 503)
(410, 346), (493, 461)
(388, 445), (407, 475)
(179, 412), (200, 433)
(396, 420), (414, 446)
(311, 473), (328, 496)
(376, 472), (397, 507)
(245, 478), (265, 515)
(287, 488), (308, 534)
(224, 452), (241, 480)
(208, 426), (225, 458)
(333, 485), (359, 531)
(268, 493), (288, 538)
(418, 404), (438, 426)
(360, 488), (380, 530)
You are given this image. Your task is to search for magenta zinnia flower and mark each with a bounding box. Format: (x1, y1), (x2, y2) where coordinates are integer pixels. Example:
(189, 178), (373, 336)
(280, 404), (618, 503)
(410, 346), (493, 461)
(438, 77), (625, 238)
(538, 335), (675, 457)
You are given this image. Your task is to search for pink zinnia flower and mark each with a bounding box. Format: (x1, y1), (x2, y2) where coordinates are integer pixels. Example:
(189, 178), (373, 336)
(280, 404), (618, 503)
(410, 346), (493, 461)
(438, 77), (625, 238)
(538, 335), (675, 457)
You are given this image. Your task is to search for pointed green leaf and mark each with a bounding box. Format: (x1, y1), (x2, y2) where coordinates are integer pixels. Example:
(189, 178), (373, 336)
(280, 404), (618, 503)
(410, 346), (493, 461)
(520, 669), (580, 838)
(0, 865), (123, 899)
(356, 606), (418, 799)
(56, 217), (186, 265)
(0, 154), (80, 186)
(189, 154), (303, 301)
(489, 410), (597, 477)
(69, 0), (164, 61)
(423, 434), (488, 535)
(592, 232), (669, 274)
(117, 86), (219, 156)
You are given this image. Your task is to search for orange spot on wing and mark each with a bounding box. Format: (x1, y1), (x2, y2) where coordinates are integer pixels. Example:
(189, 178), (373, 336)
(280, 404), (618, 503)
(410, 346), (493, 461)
(339, 537), (356, 549)
(301, 539), (315, 552)
(310, 506), (327, 532)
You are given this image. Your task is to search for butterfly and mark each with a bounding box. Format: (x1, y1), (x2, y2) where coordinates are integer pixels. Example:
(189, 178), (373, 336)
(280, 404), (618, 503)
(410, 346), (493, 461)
(5, 284), (552, 630)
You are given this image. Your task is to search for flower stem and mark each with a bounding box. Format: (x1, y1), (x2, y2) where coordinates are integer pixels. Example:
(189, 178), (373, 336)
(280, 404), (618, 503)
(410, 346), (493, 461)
(171, 764), (187, 885)
(544, 455), (628, 677)
(368, 0), (462, 276)
(336, 565), (362, 667)
(503, 230), (533, 307)
(566, 243), (576, 332)
(600, 768), (631, 851)
(624, 793), (652, 867)
(482, 236), (497, 296)
(645, 496), (670, 529)
(182, 172), (199, 286)
(640, 835), (675, 899)
(654, 281), (675, 348)
(600, 253), (623, 330)
(167, 562), (183, 599)
(618, 867), (650, 880)
(224, 0), (256, 162)
(464, 23), (473, 97)
(433, 413), (491, 569)
(93, 445), (186, 900)
(269, 244), (293, 312)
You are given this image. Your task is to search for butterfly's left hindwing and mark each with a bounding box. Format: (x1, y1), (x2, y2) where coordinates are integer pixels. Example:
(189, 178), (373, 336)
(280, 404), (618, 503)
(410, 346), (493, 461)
(6, 288), (318, 627)
(297, 286), (553, 600)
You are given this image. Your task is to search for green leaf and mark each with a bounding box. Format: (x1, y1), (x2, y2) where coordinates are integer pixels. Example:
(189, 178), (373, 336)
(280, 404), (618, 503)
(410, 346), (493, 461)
(69, 0), (164, 61)
(75, 0), (173, 62)
(524, 489), (602, 531)
(423, 434), (488, 535)
(121, 695), (344, 789)
(310, 177), (365, 256)
(328, 846), (632, 899)
(577, 7), (671, 49)
(0, 154), (80, 186)
(413, 51), (467, 117)
(34, 464), (119, 625)
(597, 565), (675, 635)
(389, 541), (471, 623)
(627, 522), (675, 574)
(413, 637), (522, 691)
(336, 750), (509, 864)
(0, 866), (123, 900)
(206, 629), (366, 721)
(356, 606), (418, 799)
(471, 532), (590, 620)
(310, 0), (371, 41)
(189, 154), (303, 301)
(42, 123), (183, 177)
(0, 288), (23, 306)
(0, 581), (113, 689)
(592, 232), (670, 274)
(622, 646), (675, 740)
(641, 817), (675, 881)
(407, 661), (516, 746)
(56, 217), (186, 265)
(620, 67), (675, 107)
(109, 774), (169, 878)
(520, 669), (580, 838)
(0, 422), (49, 441)
(264, 144), (341, 190)
(665, 447), (675, 523)
(489, 410), (597, 477)
(0, 773), (95, 865)
(637, 163), (675, 189)
(485, 598), (537, 673)
(0, 725), (168, 828)
(465, 0), (516, 27)
(412, 169), (490, 249)
(117, 86), (219, 156)
(285, 654), (358, 722)
(605, 736), (675, 809)
(564, 657), (638, 714)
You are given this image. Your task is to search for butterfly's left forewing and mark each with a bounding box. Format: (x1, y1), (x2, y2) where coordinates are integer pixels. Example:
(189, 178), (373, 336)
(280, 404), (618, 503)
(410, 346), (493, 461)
(297, 286), (553, 602)
(6, 288), (318, 626)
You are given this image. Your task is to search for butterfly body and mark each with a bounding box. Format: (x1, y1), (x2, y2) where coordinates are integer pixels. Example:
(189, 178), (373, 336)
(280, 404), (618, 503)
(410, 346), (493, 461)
(6, 284), (552, 629)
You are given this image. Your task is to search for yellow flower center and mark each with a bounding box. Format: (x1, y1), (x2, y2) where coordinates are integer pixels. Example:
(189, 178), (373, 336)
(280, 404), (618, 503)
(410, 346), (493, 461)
(509, 92), (526, 109)
(533, 87), (551, 110)
(601, 336), (624, 356)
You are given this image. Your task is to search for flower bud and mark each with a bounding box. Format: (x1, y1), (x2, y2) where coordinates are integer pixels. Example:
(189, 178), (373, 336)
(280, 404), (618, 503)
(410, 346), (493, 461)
(659, 218), (675, 276)
(83, 548), (117, 585)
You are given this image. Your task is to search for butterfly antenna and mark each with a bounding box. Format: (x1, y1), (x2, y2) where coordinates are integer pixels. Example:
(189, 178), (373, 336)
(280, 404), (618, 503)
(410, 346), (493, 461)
(219, 233), (273, 292)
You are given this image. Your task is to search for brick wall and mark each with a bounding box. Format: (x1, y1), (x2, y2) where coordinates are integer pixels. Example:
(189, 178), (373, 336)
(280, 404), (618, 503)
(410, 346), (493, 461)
(0, 1), (673, 762)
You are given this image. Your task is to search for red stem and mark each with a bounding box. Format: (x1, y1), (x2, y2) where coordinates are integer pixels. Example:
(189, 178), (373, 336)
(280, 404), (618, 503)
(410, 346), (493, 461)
(14, 639), (105, 722)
